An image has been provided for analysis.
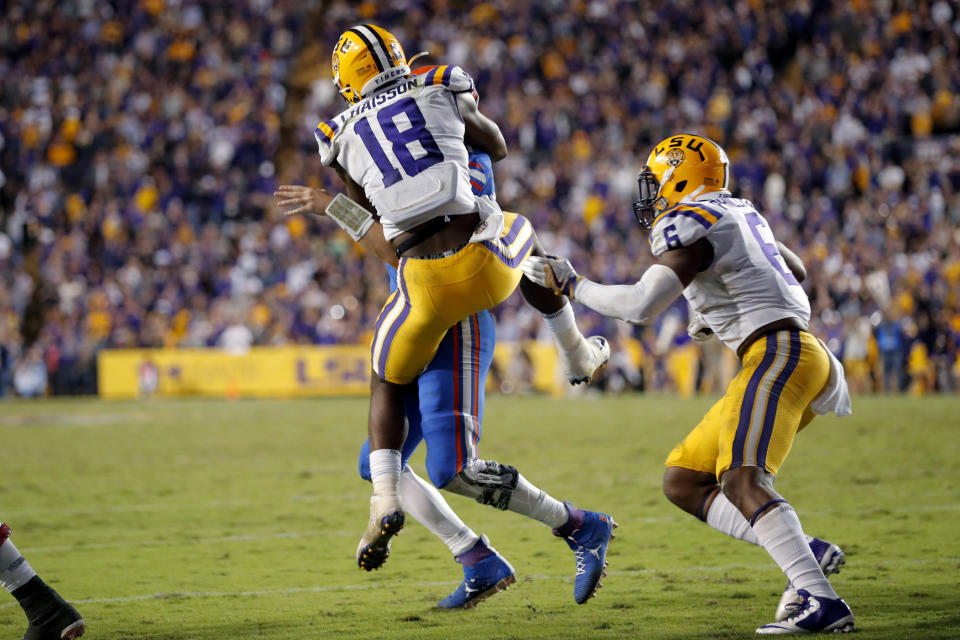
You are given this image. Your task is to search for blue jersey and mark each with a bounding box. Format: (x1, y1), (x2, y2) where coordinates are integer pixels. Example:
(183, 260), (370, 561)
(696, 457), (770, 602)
(361, 151), (498, 487)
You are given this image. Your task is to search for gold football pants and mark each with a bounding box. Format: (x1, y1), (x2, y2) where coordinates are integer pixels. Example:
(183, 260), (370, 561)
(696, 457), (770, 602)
(372, 212), (534, 384)
(665, 329), (829, 478)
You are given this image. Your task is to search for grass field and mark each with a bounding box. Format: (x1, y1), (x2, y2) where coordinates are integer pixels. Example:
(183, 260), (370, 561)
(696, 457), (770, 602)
(2, 393), (959, 639)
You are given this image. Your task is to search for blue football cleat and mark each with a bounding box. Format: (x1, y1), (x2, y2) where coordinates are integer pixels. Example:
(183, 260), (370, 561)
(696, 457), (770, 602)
(554, 505), (617, 604)
(758, 589), (855, 634)
(437, 537), (515, 609)
(775, 536), (846, 621)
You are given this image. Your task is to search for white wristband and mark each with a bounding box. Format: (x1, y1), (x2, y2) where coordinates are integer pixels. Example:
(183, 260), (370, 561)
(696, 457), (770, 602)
(324, 193), (374, 241)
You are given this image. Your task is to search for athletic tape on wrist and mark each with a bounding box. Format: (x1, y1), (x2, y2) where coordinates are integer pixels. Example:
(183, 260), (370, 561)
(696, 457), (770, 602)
(325, 193), (374, 241)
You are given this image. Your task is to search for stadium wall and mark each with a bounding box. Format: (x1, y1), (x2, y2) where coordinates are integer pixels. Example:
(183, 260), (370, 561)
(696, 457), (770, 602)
(97, 343), (560, 399)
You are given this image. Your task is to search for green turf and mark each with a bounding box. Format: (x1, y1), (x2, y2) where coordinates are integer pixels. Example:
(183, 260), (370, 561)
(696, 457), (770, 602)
(2, 394), (958, 639)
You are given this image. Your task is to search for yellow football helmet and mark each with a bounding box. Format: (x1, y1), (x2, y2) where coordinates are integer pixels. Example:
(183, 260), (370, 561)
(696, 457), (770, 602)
(633, 134), (730, 228)
(332, 24), (409, 104)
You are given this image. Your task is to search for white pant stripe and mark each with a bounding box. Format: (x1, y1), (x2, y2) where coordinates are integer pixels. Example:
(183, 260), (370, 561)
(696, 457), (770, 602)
(458, 317), (478, 463)
(744, 333), (790, 466)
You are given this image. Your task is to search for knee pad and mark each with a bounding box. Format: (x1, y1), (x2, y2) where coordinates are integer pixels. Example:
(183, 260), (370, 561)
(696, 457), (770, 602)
(0, 523), (10, 546)
(444, 459), (518, 510)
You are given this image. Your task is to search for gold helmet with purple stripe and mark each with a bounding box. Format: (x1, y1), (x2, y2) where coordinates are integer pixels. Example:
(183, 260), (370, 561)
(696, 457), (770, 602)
(332, 24), (409, 104)
(634, 134), (730, 229)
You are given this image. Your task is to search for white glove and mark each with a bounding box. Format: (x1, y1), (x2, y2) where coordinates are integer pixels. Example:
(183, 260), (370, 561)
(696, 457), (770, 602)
(687, 313), (714, 341)
(521, 254), (581, 297)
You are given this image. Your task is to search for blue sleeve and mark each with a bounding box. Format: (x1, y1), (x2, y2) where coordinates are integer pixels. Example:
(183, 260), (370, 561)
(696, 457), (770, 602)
(467, 151), (495, 197)
(385, 264), (398, 294)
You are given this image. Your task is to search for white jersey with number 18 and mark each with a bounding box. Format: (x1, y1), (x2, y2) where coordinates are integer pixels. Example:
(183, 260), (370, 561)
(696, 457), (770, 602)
(648, 195), (811, 353)
(315, 65), (480, 240)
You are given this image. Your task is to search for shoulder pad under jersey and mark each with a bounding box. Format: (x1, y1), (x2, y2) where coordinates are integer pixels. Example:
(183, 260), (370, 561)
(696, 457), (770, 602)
(418, 65), (475, 95)
(648, 201), (724, 257)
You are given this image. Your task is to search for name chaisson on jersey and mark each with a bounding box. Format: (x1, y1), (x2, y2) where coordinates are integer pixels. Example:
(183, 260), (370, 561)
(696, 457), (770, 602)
(314, 65), (474, 151)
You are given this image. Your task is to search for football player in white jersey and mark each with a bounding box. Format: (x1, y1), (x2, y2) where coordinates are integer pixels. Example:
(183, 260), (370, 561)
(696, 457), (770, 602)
(523, 134), (855, 634)
(279, 141), (616, 607)
(0, 522), (85, 639)
(278, 27), (614, 604)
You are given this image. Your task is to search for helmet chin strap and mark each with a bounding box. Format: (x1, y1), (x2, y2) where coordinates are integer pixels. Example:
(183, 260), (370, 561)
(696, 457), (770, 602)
(655, 165), (676, 201)
(333, 66), (355, 103)
(682, 185), (706, 202)
(338, 84), (359, 104)
(691, 188), (732, 202)
(679, 186), (732, 204)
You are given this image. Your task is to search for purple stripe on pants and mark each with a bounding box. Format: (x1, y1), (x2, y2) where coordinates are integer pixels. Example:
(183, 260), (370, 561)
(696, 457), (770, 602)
(731, 334), (778, 468)
(755, 330), (802, 467)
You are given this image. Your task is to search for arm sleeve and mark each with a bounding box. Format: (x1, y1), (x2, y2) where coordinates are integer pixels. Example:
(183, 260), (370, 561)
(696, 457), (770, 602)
(467, 151), (495, 196)
(649, 203), (722, 257)
(572, 264), (684, 325)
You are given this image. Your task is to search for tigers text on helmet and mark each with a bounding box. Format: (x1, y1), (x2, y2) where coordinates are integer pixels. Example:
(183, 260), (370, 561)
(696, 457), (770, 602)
(633, 134), (730, 229)
(332, 24), (409, 104)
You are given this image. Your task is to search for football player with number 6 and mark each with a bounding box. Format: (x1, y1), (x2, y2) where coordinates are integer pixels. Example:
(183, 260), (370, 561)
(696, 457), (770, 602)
(523, 134), (856, 634)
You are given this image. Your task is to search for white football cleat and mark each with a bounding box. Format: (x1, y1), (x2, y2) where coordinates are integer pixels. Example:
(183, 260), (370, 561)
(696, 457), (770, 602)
(775, 537), (846, 621)
(758, 589), (854, 634)
(356, 494), (404, 571)
(560, 335), (610, 385)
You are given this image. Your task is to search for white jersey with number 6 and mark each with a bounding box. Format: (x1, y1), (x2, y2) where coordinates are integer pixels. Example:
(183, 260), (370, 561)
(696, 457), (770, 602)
(315, 65), (480, 240)
(648, 195), (811, 353)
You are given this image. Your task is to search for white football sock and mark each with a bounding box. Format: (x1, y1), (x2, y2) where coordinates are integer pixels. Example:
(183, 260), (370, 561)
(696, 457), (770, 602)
(752, 504), (838, 599)
(0, 538), (37, 593)
(706, 492), (760, 545)
(399, 466), (479, 557)
(369, 449), (402, 499)
(541, 302), (585, 353)
(507, 474), (569, 528)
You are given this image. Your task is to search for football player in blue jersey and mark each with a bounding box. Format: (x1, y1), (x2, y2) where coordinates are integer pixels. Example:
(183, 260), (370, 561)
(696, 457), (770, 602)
(356, 148), (515, 609)
(277, 52), (615, 606)
(1, 522), (85, 639)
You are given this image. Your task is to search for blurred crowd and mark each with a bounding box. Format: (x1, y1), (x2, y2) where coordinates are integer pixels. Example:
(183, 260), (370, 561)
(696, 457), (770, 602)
(1, 0), (959, 397)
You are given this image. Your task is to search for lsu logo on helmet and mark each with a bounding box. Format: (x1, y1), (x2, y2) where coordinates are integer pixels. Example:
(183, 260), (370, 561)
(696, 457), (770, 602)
(332, 24), (409, 104)
(633, 134), (730, 229)
(665, 148), (685, 167)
